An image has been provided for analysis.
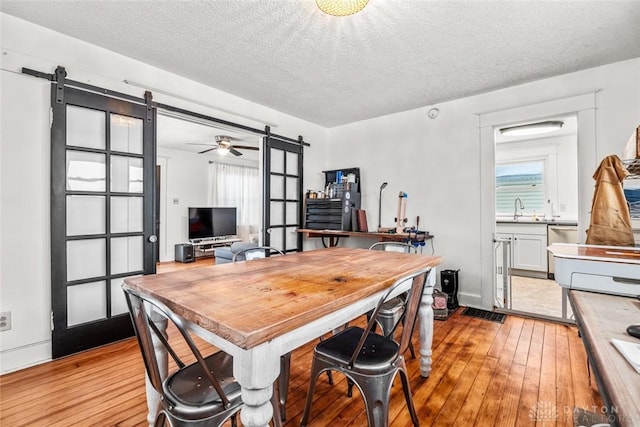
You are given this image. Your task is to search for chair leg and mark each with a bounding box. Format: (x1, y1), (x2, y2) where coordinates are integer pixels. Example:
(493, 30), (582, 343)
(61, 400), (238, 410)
(398, 361), (420, 426)
(300, 357), (330, 427)
(271, 385), (284, 427)
(155, 411), (172, 427)
(326, 369), (334, 385)
(278, 352), (291, 422)
(404, 316), (418, 359)
(357, 371), (395, 427)
(408, 339), (416, 359)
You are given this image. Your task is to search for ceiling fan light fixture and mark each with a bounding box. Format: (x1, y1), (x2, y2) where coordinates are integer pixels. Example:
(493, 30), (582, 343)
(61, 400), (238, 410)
(500, 120), (564, 137)
(215, 135), (231, 156)
(316, 0), (369, 16)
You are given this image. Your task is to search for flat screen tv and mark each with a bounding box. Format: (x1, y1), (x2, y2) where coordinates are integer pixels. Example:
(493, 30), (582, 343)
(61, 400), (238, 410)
(188, 207), (237, 241)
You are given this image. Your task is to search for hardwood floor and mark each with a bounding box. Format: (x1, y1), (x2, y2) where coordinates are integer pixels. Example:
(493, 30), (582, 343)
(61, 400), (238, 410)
(0, 260), (602, 426)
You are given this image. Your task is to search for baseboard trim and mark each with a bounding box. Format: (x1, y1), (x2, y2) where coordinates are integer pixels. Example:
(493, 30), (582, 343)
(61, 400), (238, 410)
(0, 340), (51, 374)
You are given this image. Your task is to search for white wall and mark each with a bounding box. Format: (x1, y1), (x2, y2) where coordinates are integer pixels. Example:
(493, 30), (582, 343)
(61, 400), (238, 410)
(0, 13), (327, 373)
(325, 58), (640, 309)
(0, 71), (52, 372)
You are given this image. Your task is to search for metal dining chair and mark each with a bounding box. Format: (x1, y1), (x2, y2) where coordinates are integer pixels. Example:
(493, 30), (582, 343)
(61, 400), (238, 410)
(124, 285), (274, 427)
(368, 241), (418, 359)
(300, 267), (430, 427)
(231, 245), (285, 262)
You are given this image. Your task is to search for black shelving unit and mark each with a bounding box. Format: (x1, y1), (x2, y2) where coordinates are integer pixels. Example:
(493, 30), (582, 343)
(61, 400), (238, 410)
(304, 168), (361, 231)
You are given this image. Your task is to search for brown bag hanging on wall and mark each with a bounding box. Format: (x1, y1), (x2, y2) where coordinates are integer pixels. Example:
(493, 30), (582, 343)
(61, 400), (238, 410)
(585, 154), (635, 247)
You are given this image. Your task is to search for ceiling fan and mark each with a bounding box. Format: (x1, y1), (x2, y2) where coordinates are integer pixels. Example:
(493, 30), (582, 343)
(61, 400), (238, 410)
(187, 135), (259, 156)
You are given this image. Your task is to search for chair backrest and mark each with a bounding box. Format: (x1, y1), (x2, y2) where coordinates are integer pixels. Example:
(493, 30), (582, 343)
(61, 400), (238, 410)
(232, 245), (285, 262)
(123, 285), (232, 407)
(369, 241), (417, 254)
(348, 268), (430, 367)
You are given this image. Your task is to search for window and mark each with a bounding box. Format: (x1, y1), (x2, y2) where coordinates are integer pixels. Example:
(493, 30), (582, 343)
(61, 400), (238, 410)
(496, 161), (545, 216)
(209, 163), (260, 242)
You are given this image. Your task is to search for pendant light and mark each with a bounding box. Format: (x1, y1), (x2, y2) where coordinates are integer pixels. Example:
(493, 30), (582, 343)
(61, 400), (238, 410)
(316, 0), (369, 16)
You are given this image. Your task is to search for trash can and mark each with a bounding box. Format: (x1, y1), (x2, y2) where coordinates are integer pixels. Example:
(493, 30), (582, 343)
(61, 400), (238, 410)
(441, 269), (459, 310)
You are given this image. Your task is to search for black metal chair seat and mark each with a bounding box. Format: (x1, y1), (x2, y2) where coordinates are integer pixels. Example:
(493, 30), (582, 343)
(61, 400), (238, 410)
(315, 326), (400, 371)
(163, 351), (241, 414)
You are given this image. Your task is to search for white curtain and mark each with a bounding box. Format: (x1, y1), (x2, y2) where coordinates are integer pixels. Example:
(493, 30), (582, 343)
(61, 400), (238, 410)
(208, 163), (260, 243)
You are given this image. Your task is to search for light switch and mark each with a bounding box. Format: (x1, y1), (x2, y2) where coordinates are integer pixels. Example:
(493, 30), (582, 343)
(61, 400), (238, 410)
(173, 198), (179, 205)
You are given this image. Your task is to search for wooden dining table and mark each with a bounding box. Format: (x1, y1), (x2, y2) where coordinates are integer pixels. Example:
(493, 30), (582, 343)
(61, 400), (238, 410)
(124, 247), (442, 427)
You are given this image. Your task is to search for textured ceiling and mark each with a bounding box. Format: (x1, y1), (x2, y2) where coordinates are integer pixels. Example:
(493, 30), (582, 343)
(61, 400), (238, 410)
(2, 0), (640, 127)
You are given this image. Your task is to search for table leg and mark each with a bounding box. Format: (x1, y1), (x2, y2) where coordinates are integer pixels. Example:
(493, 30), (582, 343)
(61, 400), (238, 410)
(561, 287), (568, 319)
(418, 270), (435, 377)
(234, 347), (280, 427)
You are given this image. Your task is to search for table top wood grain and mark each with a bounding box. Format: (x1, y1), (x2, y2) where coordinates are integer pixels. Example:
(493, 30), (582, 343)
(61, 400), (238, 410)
(569, 290), (640, 426)
(125, 247), (442, 350)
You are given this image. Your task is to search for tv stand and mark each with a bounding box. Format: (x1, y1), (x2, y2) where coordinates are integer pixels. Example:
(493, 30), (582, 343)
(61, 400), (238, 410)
(189, 237), (241, 259)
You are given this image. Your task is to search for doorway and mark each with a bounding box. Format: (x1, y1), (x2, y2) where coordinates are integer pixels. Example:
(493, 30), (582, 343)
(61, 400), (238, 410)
(493, 115), (578, 321)
(479, 93), (597, 319)
(154, 112), (262, 262)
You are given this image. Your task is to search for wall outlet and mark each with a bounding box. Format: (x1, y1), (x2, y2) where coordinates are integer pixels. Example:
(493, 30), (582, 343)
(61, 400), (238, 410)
(173, 198), (180, 205)
(0, 311), (11, 331)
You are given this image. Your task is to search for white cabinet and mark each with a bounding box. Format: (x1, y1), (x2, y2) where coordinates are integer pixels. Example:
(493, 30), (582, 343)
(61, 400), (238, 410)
(496, 223), (548, 273)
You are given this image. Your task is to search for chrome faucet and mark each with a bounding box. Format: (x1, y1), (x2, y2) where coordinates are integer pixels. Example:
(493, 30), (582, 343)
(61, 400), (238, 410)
(513, 198), (525, 220)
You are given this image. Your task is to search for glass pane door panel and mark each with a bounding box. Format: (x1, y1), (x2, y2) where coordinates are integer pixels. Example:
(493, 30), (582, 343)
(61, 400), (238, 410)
(67, 281), (106, 326)
(110, 196), (143, 233)
(286, 152), (298, 175)
(270, 149), (284, 174)
(110, 276), (137, 316)
(286, 177), (298, 200)
(286, 227), (298, 249)
(66, 151), (106, 191)
(111, 236), (143, 275)
(286, 202), (298, 224)
(67, 239), (106, 281)
(110, 114), (143, 154)
(66, 105), (105, 149)
(271, 175), (284, 199)
(66, 195), (105, 236)
(269, 231), (283, 252)
(111, 156), (143, 193)
(270, 202), (284, 226)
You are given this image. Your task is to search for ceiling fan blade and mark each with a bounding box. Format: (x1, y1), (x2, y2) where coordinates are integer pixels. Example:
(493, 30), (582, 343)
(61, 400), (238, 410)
(229, 148), (243, 157)
(232, 145), (259, 151)
(198, 147), (217, 154)
(186, 142), (216, 146)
